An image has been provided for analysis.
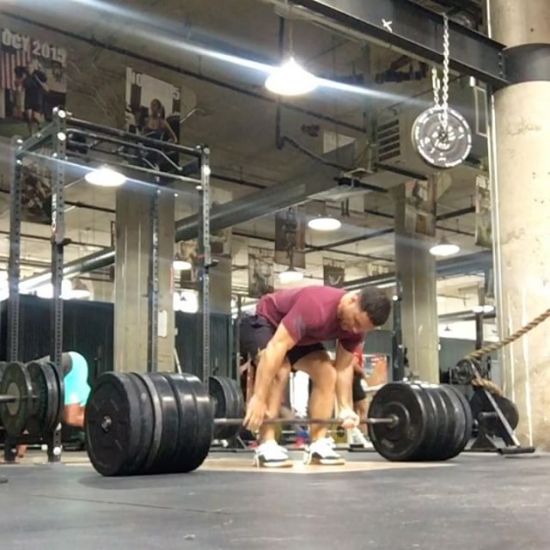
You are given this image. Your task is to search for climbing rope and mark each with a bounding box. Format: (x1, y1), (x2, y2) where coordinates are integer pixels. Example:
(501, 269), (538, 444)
(464, 306), (550, 395)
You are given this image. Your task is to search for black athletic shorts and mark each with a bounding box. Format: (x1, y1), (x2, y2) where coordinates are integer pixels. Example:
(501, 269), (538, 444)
(352, 372), (367, 402)
(239, 314), (325, 367)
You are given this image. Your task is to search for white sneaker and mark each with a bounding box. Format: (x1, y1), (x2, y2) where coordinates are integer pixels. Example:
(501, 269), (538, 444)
(303, 437), (345, 466)
(253, 441), (293, 468)
(348, 428), (368, 447)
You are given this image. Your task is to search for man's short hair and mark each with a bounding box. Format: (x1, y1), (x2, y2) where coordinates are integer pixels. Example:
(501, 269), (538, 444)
(357, 287), (392, 326)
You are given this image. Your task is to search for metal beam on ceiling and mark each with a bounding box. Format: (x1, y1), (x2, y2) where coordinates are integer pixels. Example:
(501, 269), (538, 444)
(288, 0), (509, 88)
(343, 250), (492, 290)
(175, 169), (342, 242)
(18, 170), (343, 288)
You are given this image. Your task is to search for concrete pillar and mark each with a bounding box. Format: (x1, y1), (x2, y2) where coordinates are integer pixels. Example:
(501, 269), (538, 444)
(114, 188), (175, 373)
(490, 0), (550, 447)
(394, 184), (439, 383)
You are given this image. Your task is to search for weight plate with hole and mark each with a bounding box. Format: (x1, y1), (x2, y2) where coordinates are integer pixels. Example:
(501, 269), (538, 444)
(0, 362), (33, 436)
(367, 382), (429, 461)
(85, 372), (142, 476)
(411, 106), (472, 168)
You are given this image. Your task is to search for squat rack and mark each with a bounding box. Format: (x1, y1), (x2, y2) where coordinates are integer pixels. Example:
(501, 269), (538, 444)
(6, 108), (213, 462)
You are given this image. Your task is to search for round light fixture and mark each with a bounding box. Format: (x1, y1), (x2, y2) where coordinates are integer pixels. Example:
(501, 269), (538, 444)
(173, 260), (192, 271)
(278, 268), (304, 284)
(265, 57), (318, 96)
(472, 305), (495, 314)
(307, 216), (342, 232)
(85, 166), (127, 187)
(429, 236), (460, 257)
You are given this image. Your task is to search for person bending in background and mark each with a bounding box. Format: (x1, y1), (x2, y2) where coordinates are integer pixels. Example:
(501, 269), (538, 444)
(16, 351), (91, 459)
(240, 285), (391, 467)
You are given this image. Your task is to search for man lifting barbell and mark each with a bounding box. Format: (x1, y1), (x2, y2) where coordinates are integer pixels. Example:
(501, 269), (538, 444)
(240, 285), (391, 467)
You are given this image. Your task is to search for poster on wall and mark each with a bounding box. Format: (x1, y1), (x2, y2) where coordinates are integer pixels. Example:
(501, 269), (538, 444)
(0, 28), (67, 138)
(125, 67), (180, 144)
(323, 258), (345, 287)
(274, 207), (306, 269)
(475, 174), (492, 248)
(403, 179), (436, 236)
(248, 247), (274, 299)
(178, 240), (198, 286)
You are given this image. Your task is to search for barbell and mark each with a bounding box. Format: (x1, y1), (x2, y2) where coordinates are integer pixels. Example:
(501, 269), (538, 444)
(84, 372), (473, 477)
(0, 361), (64, 436)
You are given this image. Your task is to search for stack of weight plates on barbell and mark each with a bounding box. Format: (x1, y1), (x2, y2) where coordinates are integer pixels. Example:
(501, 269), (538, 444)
(0, 361), (64, 437)
(85, 372), (213, 476)
(209, 375), (245, 440)
(367, 382), (472, 461)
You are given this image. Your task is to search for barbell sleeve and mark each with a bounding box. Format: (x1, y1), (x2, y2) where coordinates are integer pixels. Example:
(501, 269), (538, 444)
(213, 416), (398, 427)
(0, 395), (17, 404)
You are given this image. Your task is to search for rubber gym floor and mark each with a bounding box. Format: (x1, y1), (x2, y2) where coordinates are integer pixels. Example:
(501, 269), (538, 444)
(0, 449), (548, 550)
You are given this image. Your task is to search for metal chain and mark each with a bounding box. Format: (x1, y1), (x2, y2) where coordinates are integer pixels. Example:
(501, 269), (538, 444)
(431, 14), (450, 130)
(441, 14), (450, 129)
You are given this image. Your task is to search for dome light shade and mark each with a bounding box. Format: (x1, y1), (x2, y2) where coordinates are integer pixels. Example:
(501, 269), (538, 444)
(278, 268), (304, 284)
(85, 166), (127, 187)
(265, 57), (318, 96)
(173, 259), (192, 271)
(308, 216), (342, 231)
(429, 235), (460, 257)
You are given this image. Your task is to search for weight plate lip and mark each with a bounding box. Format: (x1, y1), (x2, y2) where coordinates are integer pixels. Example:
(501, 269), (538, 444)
(0, 362), (33, 436)
(423, 385), (454, 461)
(126, 374), (155, 476)
(26, 361), (49, 436)
(411, 106), (472, 169)
(182, 374), (213, 471)
(439, 385), (468, 460)
(147, 373), (181, 474)
(446, 385), (473, 454)
(85, 372), (142, 476)
(162, 373), (201, 474)
(133, 373), (163, 475)
(38, 361), (59, 433)
(410, 384), (439, 461)
(210, 376), (240, 440)
(46, 361), (65, 430)
(368, 382), (428, 461)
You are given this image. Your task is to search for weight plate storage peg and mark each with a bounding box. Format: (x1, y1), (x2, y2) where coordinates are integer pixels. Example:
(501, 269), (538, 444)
(0, 362), (33, 436)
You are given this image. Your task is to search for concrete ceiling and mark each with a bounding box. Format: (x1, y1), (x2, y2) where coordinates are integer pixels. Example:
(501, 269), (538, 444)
(0, 0), (491, 337)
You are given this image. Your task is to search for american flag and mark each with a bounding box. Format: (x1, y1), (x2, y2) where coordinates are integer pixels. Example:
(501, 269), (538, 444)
(0, 47), (32, 91)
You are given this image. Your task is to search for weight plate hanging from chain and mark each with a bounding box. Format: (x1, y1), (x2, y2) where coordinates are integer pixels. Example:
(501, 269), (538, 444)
(412, 106), (472, 168)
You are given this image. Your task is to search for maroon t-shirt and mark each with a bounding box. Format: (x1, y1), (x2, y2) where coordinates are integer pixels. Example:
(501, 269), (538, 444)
(256, 286), (363, 352)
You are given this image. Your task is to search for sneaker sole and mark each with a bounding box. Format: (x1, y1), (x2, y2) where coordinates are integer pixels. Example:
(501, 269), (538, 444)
(304, 455), (346, 466)
(253, 457), (294, 469)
